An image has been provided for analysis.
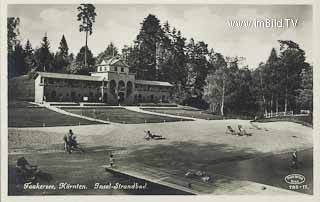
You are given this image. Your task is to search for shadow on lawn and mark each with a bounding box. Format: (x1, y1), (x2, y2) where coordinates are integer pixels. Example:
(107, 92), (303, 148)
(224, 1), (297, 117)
(8, 166), (53, 195)
(8, 143), (191, 195)
(125, 142), (313, 195)
(126, 141), (262, 172)
(9, 141), (306, 195)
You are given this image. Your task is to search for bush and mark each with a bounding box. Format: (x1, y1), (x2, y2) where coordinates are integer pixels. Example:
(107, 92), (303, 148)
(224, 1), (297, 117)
(181, 97), (209, 110)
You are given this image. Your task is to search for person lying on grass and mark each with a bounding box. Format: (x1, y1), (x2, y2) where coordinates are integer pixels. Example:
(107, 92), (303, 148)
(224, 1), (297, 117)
(238, 125), (252, 136)
(144, 130), (163, 140)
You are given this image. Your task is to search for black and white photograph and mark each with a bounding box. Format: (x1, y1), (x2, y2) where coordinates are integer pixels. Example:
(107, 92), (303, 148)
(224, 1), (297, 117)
(1, 0), (318, 200)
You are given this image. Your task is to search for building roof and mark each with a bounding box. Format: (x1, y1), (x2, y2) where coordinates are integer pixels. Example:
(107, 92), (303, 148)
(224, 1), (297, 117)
(34, 72), (104, 82)
(99, 57), (129, 67)
(33, 72), (173, 87)
(135, 80), (173, 87)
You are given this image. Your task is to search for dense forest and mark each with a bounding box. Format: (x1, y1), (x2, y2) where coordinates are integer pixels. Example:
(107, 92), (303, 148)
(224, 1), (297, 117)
(7, 5), (313, 117)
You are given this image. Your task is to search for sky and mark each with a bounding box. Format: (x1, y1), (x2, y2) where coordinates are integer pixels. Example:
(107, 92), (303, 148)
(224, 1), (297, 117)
(8, 4), (312, 69)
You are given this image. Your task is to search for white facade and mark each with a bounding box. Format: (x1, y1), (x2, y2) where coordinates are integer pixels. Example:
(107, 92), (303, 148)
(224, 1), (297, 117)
(29, 57), (173, 105)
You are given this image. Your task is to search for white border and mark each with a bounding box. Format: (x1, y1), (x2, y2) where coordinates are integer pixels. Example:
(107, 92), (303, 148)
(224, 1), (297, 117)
(1, 0), (319, 202)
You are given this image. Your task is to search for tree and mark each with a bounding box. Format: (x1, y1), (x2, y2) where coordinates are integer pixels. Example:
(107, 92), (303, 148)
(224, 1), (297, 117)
(58, 34), (69, 57)
(24, 40), (36, 73)
(75, 46), (95, 75)
(77, 4), (97, 68)
(7, 17), (20, 54)
(135, 14), (164, 80)
(265, 48), (281, 113)
(296, 65), (313, 110)
(96, 42), (119, 64)
(186, 38), (209, 95)
(34, 33), (54, 72)
(204, 52), (228, 115)
(8, 17), (21, 78)
(9, 43), (27, 77)
(278, 40), (308, 113)
(254, 62), (268, 115)
(54, 35), (71, 73)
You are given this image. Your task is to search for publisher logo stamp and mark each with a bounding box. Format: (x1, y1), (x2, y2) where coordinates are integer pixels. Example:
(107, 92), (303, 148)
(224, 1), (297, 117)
(285, 174), (305, 185)
(285, 174), (308, 190)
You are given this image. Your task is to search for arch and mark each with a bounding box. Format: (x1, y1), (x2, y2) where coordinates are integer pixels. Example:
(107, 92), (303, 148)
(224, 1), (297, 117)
(110, 80), (116, 95)
(126, 81), (133, 96)
(118, 80), (125, 91)
(110, 80), (116, 90)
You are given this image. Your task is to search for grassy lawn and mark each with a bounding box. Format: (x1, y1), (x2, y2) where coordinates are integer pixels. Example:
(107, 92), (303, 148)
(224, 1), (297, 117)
(144, 108), (224, 120)
(8, 102), (101, 127)
(255, 115), (313, 127)
(8, 120), (313, 195)
(64, 108), (191, 124)
(8, 143), (188, 195)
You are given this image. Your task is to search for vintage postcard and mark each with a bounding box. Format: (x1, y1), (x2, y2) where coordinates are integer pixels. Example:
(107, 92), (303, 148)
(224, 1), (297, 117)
(1, 0), (319, 201)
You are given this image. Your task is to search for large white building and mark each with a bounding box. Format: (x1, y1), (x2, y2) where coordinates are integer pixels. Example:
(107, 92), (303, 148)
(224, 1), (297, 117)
(9, 57), (173, 105)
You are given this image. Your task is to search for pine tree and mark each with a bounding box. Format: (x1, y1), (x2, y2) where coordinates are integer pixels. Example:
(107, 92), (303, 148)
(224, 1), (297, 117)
(96, 42), (119, 64)
(278, 40), (308, 113)
(58, 35), (69, 57)
(265, 48), (281, 113)
(77, 4), (97, 69)
(35, 33), (54, 72)
(8, 17), (21, 78)
(186, 39), (209, 95)
(296, 65), (313, 110)
(24, 40), (36, 73)
(7, 17), (20, 54)
(10, 43), (27, 77)
(75, 46), (95, 75)
(135, 14), (164, 80)
(53, 35), (71, 73)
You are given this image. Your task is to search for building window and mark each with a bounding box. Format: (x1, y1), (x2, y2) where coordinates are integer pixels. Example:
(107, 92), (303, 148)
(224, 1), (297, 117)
(114, 66), (118, 72)
(138, 94), (142, 102)
(121, 67), (124, 72)
(48, 79), (54, 85)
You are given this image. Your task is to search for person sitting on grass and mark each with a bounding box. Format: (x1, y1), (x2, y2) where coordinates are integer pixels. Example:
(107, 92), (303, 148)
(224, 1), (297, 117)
(16, 157), (40, 181)
(144, 130), (163, 140)
(66, 129), (84, 153)
(291, 150), (298, 169)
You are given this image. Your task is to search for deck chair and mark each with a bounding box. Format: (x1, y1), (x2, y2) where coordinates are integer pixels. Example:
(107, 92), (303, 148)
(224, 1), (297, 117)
(238, 125), (252, 136)
(226, 126), (237, 135)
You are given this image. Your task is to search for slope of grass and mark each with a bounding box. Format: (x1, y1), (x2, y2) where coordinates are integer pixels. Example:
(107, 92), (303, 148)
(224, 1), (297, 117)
(144, 108), (224, 120)
(64, 108), (191, 124)
(8, 101), (101, 127)
(255, 115), (312, 127)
